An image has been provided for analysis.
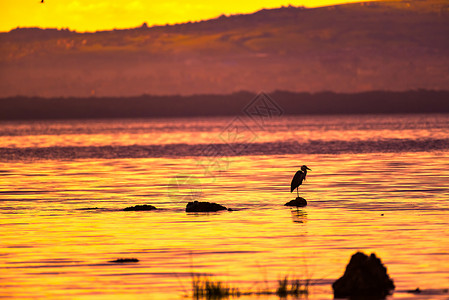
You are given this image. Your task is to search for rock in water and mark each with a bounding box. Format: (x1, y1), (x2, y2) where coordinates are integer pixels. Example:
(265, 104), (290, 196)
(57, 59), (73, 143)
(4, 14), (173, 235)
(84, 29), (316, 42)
(109, 258), (139, 263)
(284, 197), (307, 207)
(332, 252), (395, 298)
(123, 204), (157, 211)
(186, 201), (227, 212)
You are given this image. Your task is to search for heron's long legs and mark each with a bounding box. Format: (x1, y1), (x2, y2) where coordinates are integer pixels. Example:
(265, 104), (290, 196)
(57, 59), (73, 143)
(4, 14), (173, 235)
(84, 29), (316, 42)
(296, 187), (299, 198)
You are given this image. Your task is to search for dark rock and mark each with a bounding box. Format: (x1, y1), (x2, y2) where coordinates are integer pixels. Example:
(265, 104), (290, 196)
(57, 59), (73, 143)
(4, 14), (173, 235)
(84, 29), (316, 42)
(407, 288), (421, 294)
(123, 204), (157, 211)
(79, 207), (100, 210)
(109, 258), (139, 263)
(284, 197), (307, 207)
(332, 252), (395, 299)
(186, 201), (227, 212)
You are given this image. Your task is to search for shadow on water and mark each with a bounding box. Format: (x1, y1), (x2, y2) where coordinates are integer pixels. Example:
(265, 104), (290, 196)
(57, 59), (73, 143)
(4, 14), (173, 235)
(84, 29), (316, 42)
(291, 209), (308, 224)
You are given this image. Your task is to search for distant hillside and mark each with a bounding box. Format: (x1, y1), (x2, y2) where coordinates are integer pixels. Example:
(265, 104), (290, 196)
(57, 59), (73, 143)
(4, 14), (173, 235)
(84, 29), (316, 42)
(1, 90), (448, 120)
(0, 0), (448, 97)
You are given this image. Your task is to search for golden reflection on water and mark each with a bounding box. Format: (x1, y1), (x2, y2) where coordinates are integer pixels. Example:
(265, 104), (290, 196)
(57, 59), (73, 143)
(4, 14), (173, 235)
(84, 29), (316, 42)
(1, 152), (449, 299)
(1, 114), (449, 148)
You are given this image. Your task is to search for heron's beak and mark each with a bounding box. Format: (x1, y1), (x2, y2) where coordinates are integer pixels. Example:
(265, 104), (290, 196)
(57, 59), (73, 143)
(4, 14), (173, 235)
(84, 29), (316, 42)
(307, 167), (311, 170)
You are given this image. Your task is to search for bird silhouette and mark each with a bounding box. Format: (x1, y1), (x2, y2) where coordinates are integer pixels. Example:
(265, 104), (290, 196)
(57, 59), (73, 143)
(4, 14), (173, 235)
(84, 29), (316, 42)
(41, 0), (44, 3)
(290, 165), (311, 198)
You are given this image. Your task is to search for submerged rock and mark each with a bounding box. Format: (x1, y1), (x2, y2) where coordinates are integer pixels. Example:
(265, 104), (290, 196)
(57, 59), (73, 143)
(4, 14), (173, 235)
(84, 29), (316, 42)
(407, 288), (421, 294)
(123, 204), (157, 211)
(406, 288), (448, 295)
(284, 197), (307, 207)
(109, 258), (139, 263)
(186, 201), (227, 212)
(332, 252), (395, 299)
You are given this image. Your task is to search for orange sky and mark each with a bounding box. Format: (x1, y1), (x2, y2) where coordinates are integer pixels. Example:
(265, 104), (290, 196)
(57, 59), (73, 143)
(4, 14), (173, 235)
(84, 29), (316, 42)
(0, 0), (376, 32)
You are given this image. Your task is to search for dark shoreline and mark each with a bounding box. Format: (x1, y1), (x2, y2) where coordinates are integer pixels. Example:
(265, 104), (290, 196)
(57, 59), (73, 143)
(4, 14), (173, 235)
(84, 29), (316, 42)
(1, 90), (448, 121)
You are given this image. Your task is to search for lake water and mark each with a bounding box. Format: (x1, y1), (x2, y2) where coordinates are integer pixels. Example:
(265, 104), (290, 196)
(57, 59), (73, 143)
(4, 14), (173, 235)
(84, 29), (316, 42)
(1, 114), (449, 299)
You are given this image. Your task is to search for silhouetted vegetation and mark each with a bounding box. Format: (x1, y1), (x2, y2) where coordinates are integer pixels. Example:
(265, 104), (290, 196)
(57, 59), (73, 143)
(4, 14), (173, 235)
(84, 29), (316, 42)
(190, 273), (311, 299)
(192, 275), (241, 298)
(276, 275), (309, 297)
(1, 90), (448, 120)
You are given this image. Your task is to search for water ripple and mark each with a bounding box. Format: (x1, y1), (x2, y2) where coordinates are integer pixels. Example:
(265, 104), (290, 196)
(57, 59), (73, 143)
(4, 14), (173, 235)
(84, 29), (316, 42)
(1, 138), (448, 160)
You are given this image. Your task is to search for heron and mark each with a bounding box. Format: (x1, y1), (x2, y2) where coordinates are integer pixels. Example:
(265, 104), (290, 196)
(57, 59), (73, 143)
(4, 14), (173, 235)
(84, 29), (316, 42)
(290, 165), (311, 197)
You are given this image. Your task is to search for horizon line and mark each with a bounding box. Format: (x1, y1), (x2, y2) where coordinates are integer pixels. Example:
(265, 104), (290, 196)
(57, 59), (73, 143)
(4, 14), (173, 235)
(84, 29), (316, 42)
(1, 88), (447, 100)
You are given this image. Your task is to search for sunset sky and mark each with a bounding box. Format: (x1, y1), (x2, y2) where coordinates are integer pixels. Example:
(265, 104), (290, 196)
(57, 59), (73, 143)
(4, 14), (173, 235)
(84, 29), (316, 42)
(0, 0), (376, 32)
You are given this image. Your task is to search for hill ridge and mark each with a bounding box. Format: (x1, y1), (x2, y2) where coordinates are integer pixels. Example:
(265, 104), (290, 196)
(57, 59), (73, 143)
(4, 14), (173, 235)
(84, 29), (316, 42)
(1, 0), (448, 97)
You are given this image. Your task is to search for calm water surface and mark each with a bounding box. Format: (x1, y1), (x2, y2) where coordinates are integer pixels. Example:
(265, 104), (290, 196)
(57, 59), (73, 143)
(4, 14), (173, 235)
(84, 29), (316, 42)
(1, 115), (449, 299)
